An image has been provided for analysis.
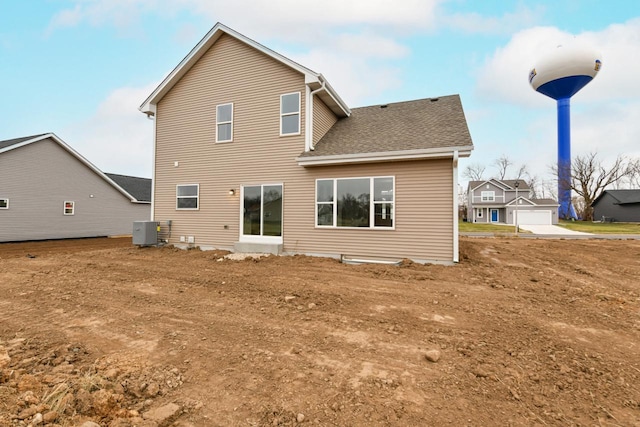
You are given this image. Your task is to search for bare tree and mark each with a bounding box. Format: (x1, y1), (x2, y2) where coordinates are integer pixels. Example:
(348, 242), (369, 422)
(463, 163), (486, 181)
(570, 153), (633, 221)
(492, 154), (513, 180)
(627, 158), (640, 188)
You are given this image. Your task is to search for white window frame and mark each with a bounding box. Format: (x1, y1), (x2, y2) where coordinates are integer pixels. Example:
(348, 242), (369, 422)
(481, 191), (495, 202)
(216, 103), (233, 143)
(176, 184), (199, 210)
(315, 176), (395, 230)
(280, 92), (301, 136)
(0, 198), (8, 209)
(64, 201), (75, 215)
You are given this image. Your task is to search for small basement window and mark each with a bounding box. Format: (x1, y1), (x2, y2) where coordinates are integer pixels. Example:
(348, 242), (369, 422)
(64, 201), (75, 215)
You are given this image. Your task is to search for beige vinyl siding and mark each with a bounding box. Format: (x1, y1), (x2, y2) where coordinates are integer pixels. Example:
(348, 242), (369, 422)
(154, 33), (456, 262)
(312, 96), (337, 146)
(154, 33), (307, 249)
(0, 139), (149, 242)
(284, 160), (454, 263)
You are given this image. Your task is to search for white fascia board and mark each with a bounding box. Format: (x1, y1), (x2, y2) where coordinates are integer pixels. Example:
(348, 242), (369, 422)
(296, 146), (473, 166)
(140, 22), (322, 115)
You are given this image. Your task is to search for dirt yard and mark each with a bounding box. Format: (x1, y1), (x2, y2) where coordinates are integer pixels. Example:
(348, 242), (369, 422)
(0, 237), (639, 427)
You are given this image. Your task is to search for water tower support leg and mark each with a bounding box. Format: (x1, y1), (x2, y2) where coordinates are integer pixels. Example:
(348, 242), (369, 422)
(557, 97), (576, 220)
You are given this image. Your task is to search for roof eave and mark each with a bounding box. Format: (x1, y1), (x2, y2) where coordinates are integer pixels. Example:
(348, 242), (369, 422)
(296, 146), (473, 167)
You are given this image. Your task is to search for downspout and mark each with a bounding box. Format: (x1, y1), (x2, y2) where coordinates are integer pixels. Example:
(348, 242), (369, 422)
(305, 77), (326, 152)
(147, 111), (156, 221)
(452, 151), (459, 263)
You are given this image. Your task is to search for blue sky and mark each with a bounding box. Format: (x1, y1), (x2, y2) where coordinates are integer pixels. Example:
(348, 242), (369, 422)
(1, 1), (638, 193)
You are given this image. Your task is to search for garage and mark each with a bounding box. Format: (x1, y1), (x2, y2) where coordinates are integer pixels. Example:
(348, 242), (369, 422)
(515, 210), (552, 225)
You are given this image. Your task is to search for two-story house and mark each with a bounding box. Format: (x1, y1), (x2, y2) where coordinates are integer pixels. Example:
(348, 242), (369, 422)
(467, 179), (559, 225)
(139, 23), (474, 264)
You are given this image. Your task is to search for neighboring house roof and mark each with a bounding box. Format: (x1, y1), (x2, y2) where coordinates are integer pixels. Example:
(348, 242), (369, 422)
(0, 133), (149, 204)
(592, 189), (640, 206)
(0, 133), (48, 150)
(140, 22), (349, 118)
(506, 197), (558, 206)
(105, 173), (152, 202)
(469, 179), (531, 191)
(297, 95), (473, 166)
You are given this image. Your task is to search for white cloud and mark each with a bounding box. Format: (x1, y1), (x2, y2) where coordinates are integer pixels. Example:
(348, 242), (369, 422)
(62, 84), (157, 178)
(476, 18), (640, 106)
(443, 5), (545, 35)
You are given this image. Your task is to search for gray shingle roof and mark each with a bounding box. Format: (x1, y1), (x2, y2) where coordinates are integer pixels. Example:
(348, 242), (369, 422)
(105, 173), (152, 202)
(598, 189), (640, 205)
(530, 198), (558, 205)
(0, 134), (48, 151)
(468, 179), (531, 190)
(300, 95), (472, 158)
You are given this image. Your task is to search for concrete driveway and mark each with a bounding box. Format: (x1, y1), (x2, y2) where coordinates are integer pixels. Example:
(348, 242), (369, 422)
(518, 224), (592, 235)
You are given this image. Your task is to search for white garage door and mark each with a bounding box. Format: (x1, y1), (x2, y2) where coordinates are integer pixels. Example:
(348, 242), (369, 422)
(516, 210), (552, 225)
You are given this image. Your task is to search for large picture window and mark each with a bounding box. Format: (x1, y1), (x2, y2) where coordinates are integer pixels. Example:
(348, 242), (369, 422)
(176, 184), (199, 210)
(280, 92), (300, 135)
(216, 103), (233, 142)
(316, 177), (394, 228)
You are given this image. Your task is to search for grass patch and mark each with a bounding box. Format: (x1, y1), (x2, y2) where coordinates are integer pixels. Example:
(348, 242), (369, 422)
(459, 221), (518, 233)
(558, 220), (640, 234)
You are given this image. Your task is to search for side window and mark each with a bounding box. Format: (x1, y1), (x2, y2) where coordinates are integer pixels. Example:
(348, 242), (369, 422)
(280, 92), (300, 135)
(0, 198), (8, 209)
(64, 201), (75, 215)
(176, 184), (199, 210)
(216, 103), (233, 142)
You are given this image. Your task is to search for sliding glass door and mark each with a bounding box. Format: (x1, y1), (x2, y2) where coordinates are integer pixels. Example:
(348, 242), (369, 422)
(241, 184), (282, 242)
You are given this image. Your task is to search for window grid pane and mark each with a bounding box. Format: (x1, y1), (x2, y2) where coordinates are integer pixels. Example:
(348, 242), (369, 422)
(281, 93), (299, 114)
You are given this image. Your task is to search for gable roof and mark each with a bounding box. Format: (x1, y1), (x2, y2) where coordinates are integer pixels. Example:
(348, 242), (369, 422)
(469, 179), (531, 192)
(105, 173), (152, 202)
(0, 133), (149, 203)
(140, 22), (349, 118)
(297, 95), (473, 166)
(592, 189), (640, 206)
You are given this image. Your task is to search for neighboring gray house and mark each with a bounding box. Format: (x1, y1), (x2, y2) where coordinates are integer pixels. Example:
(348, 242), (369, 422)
(0, 133), (151, 242)
(468, 179), (559, 225)
(592, 189), (640, 222)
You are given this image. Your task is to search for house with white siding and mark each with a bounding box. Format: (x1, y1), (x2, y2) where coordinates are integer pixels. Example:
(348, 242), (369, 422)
(0, 133), (150, 242)
(139, 23), (474, 264)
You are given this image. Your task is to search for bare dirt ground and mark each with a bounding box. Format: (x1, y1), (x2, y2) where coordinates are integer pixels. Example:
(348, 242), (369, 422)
(0, 237), (639, 427)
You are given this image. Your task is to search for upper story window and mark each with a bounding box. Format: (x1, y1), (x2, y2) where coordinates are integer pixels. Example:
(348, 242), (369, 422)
(0, 198), (8, 209)
(316, 176), (394, 229)
(64, 201), (75, 215)
(176, 184), (199, 210)
(216, 103), (233, 142)
(481, 191), (495, 202)
(280, 92), (300, 136)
